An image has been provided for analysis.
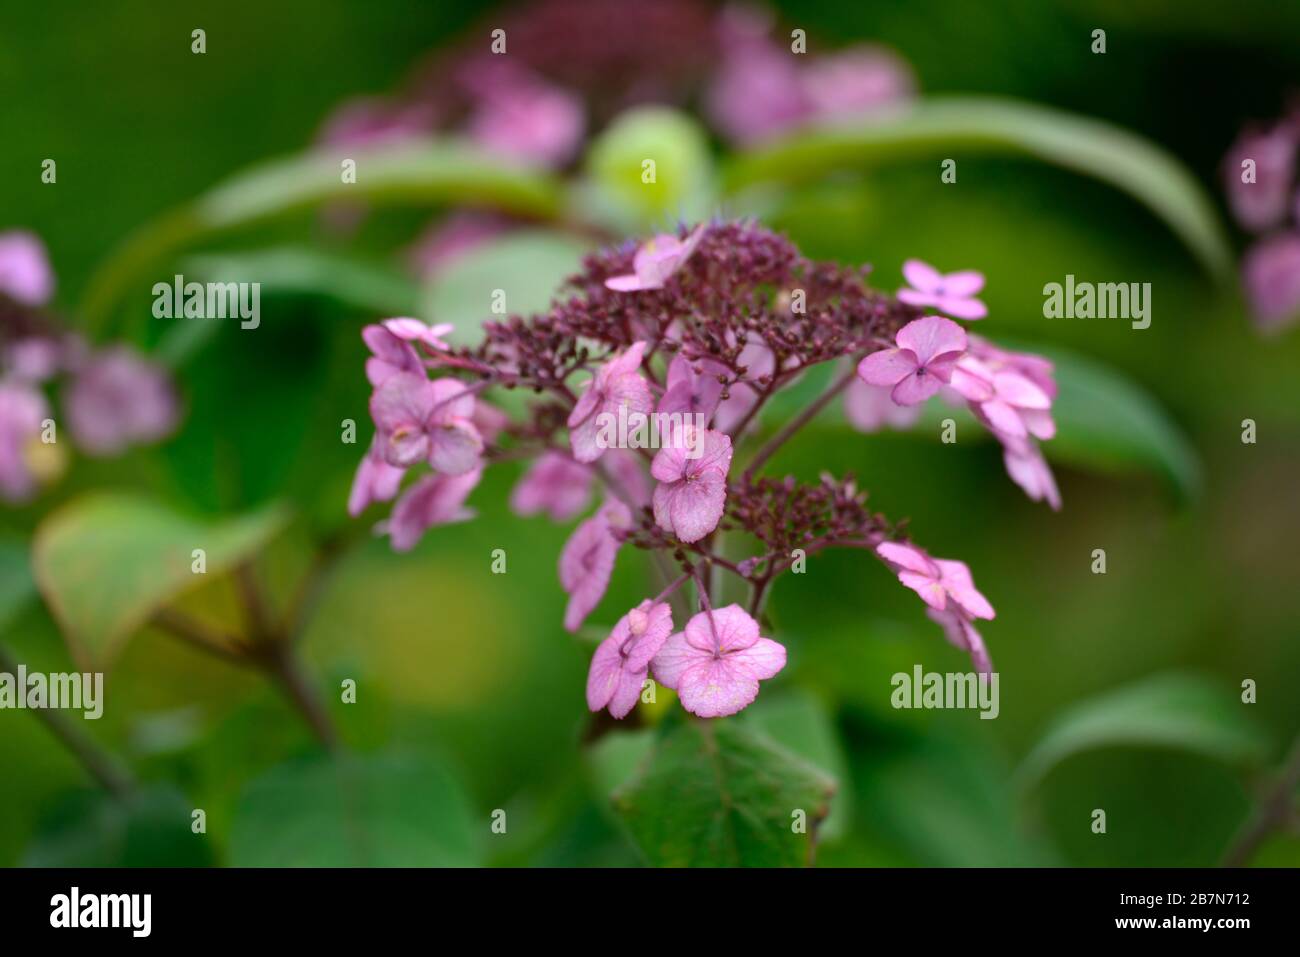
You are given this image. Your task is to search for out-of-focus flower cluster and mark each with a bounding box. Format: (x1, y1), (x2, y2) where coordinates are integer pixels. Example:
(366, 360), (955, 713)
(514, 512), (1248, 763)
(1222, 105), (1300, 333)
(350, 221), (1060, 721)
(0, 231), (179, 503)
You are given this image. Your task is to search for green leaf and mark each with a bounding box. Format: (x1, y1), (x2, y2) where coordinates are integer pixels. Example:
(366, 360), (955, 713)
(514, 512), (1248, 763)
(725, 96), (1232, 281)
(0, 537), (36, 633)
(422, 230), (592, 343)
(743, 690), (852, 842)
(612, 718), (836, 867)
(1017, 673), (1270, 787)
(582, 106), (717, 231)
(229, 750), (480, 866)
(22, 786), (213, 867)
(32, 493), (289, 668)
(81, 139), (565, 332)
(187, 246), (421, 316)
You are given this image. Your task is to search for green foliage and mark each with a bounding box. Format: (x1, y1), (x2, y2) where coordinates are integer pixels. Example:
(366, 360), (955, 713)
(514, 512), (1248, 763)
(613, 718), (836, 867)
(22, 786), (213, 867)
(229, 750), (479, 866)
(1018, 673), (1270, 787)
(725, 96), (1233, 281)
(32, 493), (288, 667)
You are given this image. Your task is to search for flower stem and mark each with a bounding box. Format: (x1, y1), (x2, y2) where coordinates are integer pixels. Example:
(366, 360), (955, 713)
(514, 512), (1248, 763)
(743, 363), (859, 480)
(1220, 730), (1300, 867)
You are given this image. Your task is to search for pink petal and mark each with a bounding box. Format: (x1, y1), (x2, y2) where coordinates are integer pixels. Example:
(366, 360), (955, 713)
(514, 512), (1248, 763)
(586, 638), (624, 712)
(727, 636), (787, 681)
(938, 270), (985, 296)
(877, 541), (937, 577)
(992, 371), (1051, 410)
(898, 571), (949, 611)
(428, 420), (483, 475)
(650, 630), (706, 690)
(935, 559), (995, 620)
(510, 451), (592, 521)
(857, 348), (917, 387)
(604, 273), (648, 292)
(896, 316), (967, 365)
(676, 658), (761, 718)
(978, 398), (1028, 439)
(901, 258), (943, 292)
(935, 296), (987, 320)
(652, 468), (726, 543)
(890, 369), (943, 405)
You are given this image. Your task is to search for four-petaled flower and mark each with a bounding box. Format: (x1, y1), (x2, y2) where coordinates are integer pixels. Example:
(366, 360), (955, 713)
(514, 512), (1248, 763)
(897, 259), (987, 319)
(586, 601), (673, 718)
(371, 372), (483, 473)
(604, 226), (705, 292)
(651, 605), (787, 718)
(857, 315), (968, 405)
(651, 427), (732, 543)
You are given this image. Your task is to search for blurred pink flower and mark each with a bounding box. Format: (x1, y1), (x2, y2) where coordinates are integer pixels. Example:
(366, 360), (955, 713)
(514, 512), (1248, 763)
(801, 45), (914, 120)
(462, 63), (585, 167)
(385, 468), (481, 552)
(1242, 232), (1300, 333)
(878, 541), (995, 674)
(586, 600), (674, 718)
(511, 450), (592, 521)
(559, 498), (632, 632)
(651, 604), (786, 717)
(64, 347), (178, 457)
(0, 379), (48, 502)
(657, 353), (725, 421)
(348, 437), (406, 517)
(897, 260), (988, 320)
(843, 377), (921, 432)
(857, 315), (968, 405)
(0, 231), (55, 306)
(1222, 122), (1297, 233)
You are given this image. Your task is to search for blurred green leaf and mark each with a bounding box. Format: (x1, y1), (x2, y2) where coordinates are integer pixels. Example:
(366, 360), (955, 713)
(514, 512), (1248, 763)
(585, 728), (656, 796)
(22, 786), (212, 867)
(1018, 673), (1270, 787)
(744, 689), (852, 842)
(423, 230), (592, 343)
(229, 750), (479, 866)
(81, 139), (565, 332)
(0, 537), (35, 633)
(187, 246), (421, 316)
(583, 106), (717, 231)
(725, 96), (1232, 281)
(32, 493), (289, 668)
(612, 718), (835, 867)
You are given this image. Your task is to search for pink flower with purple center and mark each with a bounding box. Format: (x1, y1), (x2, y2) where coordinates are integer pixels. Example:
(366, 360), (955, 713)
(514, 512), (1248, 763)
(857, 315), (968, 405)
(651, 604), (786, 718)
(651, 427), (732, 543)
(586, 600), (673, 718)
(566, 341), (654, 463)
(370, 372), (482, 473)
(897, 259), (988, 320)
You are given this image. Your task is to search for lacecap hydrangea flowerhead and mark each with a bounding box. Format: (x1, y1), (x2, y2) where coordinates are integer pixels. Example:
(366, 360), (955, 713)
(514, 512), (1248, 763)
(350, 221), (1060, 719)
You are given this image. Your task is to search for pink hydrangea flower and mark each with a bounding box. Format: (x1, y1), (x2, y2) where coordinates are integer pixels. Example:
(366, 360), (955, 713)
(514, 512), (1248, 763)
(0, 379), (49, 502)
(1222, 123), (1297, 233)
(381, 317), (454, 351)
(362, 324), (423, 387)
(566, 341), (653, 463)
(877, 542), (994, 619)
(801, 45), (914, 121)
(604, 227), (706, 292)
(510, 451), (592, 521)
(897, 260), (987, 320)
(462, 63), (585, 168)
(877, 541), (995, 674)
(347, 437), (406, 517)
(559, 498), (632, 632)
(651, 604), (786, 717)
(651, 428), (732, 543)
(385, 468), (481, 552)
(843, 377), (921, 433)
(950, 354), (1054, 441)
(0, 231), (55, 306)
(64, 347), (178, 457)
(857, 315), (968, 405)
(586, 600), (673, 718)
(1242, 232), (1300, 333)
(370, 373), (482, 473)
(1002, 442), (1062, 511)
(657, 354), (725, 422)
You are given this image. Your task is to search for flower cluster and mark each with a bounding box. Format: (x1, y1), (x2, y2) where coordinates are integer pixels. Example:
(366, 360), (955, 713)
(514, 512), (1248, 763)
(0, 232), (179, 504)
(350, 221), (1059, 719)
(1221, 105), (1300, 333)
